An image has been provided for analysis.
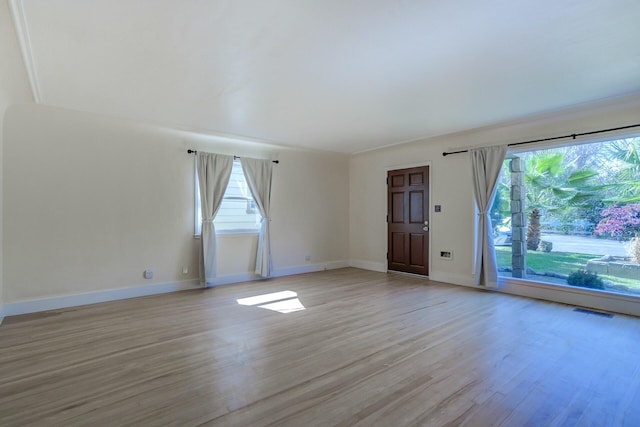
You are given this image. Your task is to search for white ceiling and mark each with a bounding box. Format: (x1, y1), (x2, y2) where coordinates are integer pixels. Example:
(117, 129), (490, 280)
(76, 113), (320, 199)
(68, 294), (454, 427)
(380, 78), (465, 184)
(10, 0), (640, 153)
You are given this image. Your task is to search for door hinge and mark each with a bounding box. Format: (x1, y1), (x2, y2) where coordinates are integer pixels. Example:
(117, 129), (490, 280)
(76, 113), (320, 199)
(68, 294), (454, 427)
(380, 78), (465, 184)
(386, 252), (388, 260)
(386, 214), (388, 222)
(386, 177), (388, 185)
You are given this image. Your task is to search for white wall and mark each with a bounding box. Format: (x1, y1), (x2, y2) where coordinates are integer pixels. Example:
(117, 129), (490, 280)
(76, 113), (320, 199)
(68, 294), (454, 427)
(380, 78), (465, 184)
(349, 94), (640, 289)
(349, 134), (475, 283)
(0, 0), (33, 320)
(3, 104), (349, 304)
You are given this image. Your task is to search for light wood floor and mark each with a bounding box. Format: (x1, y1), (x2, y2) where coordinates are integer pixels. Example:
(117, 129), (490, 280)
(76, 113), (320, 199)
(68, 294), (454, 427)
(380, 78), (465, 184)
(2, 268), (640, 426)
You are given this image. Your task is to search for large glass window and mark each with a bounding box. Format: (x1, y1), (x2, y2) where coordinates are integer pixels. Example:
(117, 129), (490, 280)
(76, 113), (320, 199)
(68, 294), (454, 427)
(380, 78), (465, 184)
(195, 159), (261, 235)
(492, 137), (640, 296)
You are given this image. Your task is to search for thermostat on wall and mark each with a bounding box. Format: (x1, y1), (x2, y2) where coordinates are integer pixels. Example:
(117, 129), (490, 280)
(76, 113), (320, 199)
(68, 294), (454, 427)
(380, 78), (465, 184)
(439, 250), (453, 260)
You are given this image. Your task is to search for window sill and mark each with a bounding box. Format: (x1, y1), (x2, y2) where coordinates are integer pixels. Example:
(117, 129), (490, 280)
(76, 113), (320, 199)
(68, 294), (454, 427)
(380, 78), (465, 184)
(498, 276), (640, 316)
(194, 230), (260, 239)
(217, 229), (260, 236)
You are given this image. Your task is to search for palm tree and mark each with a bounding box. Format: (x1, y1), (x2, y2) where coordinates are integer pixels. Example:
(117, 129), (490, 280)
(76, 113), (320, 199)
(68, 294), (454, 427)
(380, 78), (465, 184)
(527, 208), (541, 250)
(605, 138), (640, 202)
(523, 150), (601, 216)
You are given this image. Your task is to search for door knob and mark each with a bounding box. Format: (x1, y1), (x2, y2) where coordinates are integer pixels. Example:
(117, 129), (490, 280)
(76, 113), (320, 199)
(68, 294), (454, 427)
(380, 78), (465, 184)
(423, 226), (429, 231)
(424, 220), (429, 225)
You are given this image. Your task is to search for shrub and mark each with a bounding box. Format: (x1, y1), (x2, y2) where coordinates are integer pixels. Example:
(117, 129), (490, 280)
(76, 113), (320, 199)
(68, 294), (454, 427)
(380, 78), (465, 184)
(567, 270), (605, 290)
(595, 203), (640, 240)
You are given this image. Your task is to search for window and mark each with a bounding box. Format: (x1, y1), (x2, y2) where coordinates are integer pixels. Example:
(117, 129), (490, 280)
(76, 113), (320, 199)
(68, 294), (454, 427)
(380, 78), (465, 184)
(492, 136), (640, 297)
(195, 159), (261, 235)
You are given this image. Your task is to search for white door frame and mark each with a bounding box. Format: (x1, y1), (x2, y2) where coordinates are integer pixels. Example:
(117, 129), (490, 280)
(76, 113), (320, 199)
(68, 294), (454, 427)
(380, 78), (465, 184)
(384, 161), (433, 277)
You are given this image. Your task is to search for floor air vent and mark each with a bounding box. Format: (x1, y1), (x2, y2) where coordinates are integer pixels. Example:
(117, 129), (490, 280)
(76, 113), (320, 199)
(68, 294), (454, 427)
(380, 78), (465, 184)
(573, 308), (614, 318)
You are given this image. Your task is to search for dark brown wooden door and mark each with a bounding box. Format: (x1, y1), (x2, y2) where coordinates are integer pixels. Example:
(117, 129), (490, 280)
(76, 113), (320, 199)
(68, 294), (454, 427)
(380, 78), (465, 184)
(387, 166), (430, 275)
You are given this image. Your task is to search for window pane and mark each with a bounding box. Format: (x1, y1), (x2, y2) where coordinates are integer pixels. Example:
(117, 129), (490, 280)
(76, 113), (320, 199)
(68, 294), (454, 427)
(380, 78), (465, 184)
(195, 159), (261, 234)
(495, 137), (640, 297)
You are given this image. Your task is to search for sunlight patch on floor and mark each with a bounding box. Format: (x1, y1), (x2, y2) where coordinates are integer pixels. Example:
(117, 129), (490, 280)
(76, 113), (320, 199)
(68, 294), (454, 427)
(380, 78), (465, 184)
(237, 290), (305, 314)
(259, 298), (306, 314)
(237, 290), (297, 306)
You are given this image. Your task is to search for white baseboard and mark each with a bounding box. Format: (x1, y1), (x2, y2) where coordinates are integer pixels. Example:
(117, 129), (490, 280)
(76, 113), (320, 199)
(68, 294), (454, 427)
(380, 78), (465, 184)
(346, 261), (478, 288)
(428, 271), (476, 287)
(6, 262), (639, 320)
(272, 260), (350, 277)
(348, 259), (387, 273)
(207, 272), (259, 287)
(1, 261), (352, 318)
(207, 261), (350, 286)
(3, 279), (201, 317)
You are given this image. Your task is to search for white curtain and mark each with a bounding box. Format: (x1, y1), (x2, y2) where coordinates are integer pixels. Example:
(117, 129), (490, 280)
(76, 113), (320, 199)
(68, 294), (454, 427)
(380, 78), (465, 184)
(197, 152), (233, 286)
(241, 157), (273, 278)
(470, 145), (507, 288)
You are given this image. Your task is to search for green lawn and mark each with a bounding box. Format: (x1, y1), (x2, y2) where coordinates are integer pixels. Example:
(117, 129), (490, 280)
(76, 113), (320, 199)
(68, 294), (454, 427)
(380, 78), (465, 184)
(495, 246), (640, 291)
(495, 246), (592, 275)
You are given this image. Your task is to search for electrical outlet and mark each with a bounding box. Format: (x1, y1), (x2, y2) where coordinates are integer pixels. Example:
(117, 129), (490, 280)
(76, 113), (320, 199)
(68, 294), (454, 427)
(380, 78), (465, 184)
(182, 266), (188, 274)
(144, 269), (154, 279)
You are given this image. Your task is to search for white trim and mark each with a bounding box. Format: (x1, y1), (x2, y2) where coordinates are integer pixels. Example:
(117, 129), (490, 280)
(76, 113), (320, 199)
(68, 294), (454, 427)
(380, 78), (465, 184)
(385, 162), (433, 276)
(505, 129), (640, 156)
(216, 230), (260, 236)
(444, 128), (640, 158)
(272, 260), (349, 277)
(8, 0), (41, 103)
(3, 279), (201, 316)
(351, 264), (640, 316)
(423, 271), (640, 317)
(210, 261), (350, 285)
(498, 277), (640, 317)
(193, 230), (260, 239)
(349, 259), (387, 273)
(206, 272), (260, 287)
(0, 261), (351, 318)
(429, 271), (477, 287)
(355, 92), (640, 155)
(385, 161), (434, 171)
(4, 264), (640, 319)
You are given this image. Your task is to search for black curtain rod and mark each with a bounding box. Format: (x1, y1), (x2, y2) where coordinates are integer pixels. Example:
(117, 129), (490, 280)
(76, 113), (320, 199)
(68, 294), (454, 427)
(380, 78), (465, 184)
(187, 149), (279, 164)
(442, 123), (640, 157)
